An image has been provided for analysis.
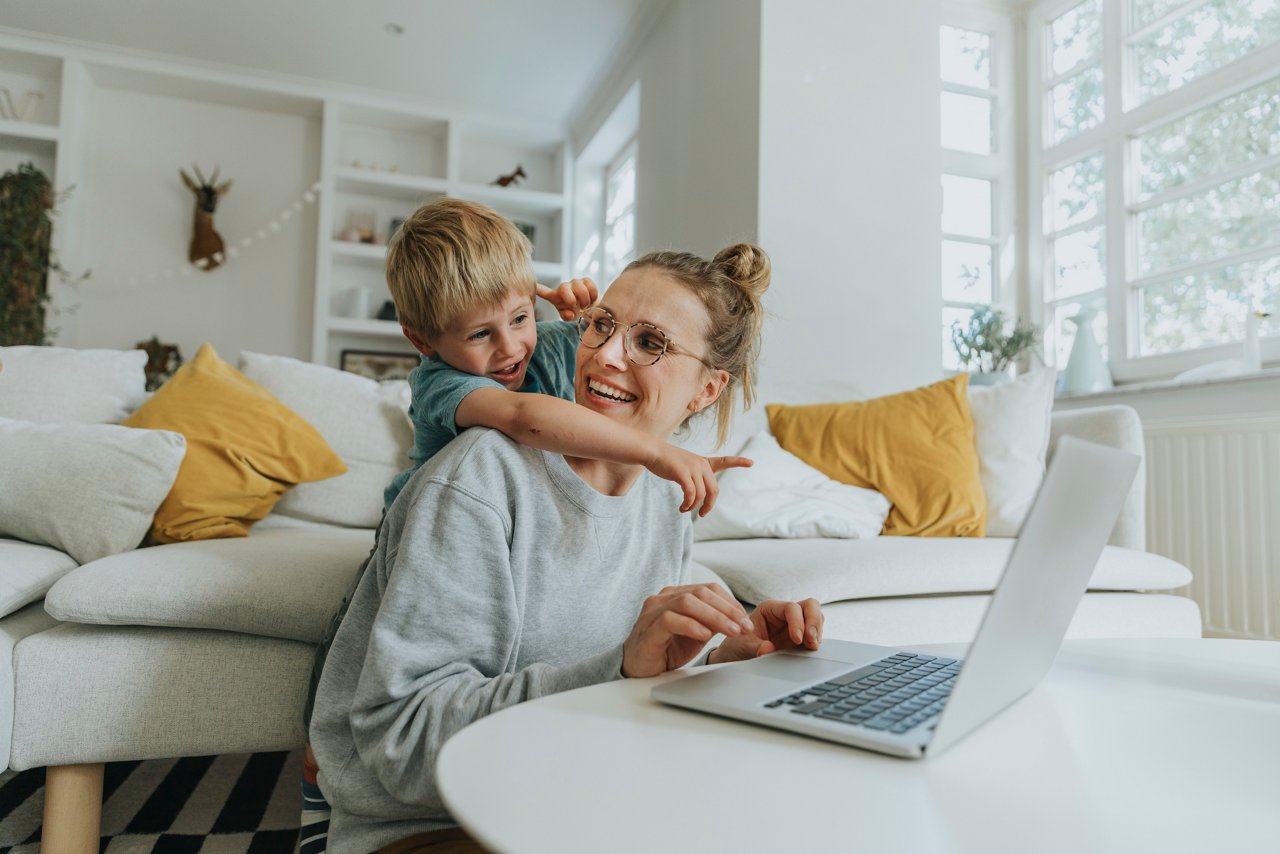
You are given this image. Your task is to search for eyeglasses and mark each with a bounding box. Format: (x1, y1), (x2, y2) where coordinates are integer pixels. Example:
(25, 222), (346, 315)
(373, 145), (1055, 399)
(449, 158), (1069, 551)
(577, 306), (713, 368)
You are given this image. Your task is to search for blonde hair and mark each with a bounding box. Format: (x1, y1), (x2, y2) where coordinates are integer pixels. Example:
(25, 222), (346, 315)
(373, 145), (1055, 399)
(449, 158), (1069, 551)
(624, 243), (771, 448)
(385, 198), (535, 341)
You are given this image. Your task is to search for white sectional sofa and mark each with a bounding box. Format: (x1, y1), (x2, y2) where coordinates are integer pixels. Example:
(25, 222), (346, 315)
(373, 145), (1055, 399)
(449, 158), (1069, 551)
(0, 345), (1200, 848)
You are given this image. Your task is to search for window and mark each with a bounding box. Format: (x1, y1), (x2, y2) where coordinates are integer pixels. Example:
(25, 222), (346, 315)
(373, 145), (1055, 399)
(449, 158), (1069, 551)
(1030, 0), (1280, 381)
(572, 83), (639, 291)
(940, 14), (1016, 371)
(602, 140), (637, 285)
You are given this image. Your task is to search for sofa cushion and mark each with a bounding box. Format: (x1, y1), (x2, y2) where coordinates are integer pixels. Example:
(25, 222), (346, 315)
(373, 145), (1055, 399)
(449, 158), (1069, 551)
(0, 345), (147, 424)
(0, 539), (79, 620)
(0, 418), (186, 566)
(10, 623), (312, 769)
(693, 537), (1192, 605)
(766, 375), (985, 537)
(122, 343), (347, 544)
(0, 602), (61, 770)
(694, 432), (890, 542)
(967, 369), (1056, 537)
(44, 527), (373, 643)
(238, 350), (413, 528)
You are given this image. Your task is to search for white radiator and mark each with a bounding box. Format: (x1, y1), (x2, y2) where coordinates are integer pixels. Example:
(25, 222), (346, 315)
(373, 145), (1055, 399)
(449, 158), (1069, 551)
(1144, 415), (1280, 640)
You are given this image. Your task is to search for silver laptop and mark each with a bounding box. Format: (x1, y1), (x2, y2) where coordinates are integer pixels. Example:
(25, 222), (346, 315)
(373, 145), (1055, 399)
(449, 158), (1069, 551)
(652, 435), (1139, 759)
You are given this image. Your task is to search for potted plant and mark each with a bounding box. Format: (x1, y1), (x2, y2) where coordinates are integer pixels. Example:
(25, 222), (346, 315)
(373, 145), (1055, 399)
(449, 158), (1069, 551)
(0, 162), (80, 346)
(950, 304), (1040, 385)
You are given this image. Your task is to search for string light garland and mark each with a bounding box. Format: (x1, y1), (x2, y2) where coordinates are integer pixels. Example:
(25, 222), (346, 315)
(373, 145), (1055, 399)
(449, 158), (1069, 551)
(105, 180), (322, 289)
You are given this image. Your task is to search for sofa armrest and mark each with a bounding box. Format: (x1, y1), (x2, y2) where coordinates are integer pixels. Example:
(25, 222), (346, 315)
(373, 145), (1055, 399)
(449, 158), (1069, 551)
(1049, 405), (1145, 550)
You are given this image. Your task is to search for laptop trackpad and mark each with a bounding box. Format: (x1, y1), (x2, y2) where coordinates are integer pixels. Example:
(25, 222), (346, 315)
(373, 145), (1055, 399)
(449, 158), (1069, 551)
(737, 653), (851, 683)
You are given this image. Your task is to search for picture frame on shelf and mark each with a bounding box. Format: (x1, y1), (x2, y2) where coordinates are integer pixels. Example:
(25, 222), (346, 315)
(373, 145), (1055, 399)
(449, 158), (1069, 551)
(339, 349), (420, 382)
(513, 220), (537, 248)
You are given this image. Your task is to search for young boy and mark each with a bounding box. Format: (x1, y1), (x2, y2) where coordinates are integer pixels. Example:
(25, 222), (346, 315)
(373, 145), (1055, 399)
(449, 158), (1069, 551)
(299, 198), (747, 852)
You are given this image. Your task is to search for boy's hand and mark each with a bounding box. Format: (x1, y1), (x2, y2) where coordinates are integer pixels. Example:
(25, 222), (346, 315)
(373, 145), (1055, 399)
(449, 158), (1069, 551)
(537, 278), (599, 320)
(646, 444), (752, 517)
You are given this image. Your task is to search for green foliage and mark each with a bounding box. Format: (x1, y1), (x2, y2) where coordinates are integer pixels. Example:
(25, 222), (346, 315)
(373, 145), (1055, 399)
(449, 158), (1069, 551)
(1134, 1), (1280, 102)
(0, 163), (76, 346)
(951, 304), (1040, 373)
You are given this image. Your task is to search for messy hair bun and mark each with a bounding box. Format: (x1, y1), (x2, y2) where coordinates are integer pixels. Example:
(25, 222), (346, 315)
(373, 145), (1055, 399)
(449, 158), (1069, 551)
(713, 243), (772, 299)
(625, 243), (771, 447)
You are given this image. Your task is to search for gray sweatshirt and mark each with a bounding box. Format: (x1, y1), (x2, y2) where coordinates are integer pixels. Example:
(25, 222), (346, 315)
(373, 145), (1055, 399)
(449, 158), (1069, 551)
(310, 427), (692, 853)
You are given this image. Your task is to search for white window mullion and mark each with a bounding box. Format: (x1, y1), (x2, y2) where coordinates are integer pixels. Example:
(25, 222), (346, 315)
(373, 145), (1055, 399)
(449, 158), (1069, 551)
(1046, 213), (1106, 243)
(1124, 0), (1209, 45)
(1128, 242), (1280, 292)
(1025, 6), (1048, 337)
(1120, 38), (1280, 134)
(1102, 0), (1129, 365)
(1130, 151), (1280, 212)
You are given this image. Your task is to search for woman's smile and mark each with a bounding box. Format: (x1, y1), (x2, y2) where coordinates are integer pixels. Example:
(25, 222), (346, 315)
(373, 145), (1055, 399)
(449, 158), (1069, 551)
(586, 377), (637, 403)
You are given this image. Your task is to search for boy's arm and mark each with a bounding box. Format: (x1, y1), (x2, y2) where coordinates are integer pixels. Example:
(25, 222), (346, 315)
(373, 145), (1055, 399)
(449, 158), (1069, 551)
(456, 387), (750, 516)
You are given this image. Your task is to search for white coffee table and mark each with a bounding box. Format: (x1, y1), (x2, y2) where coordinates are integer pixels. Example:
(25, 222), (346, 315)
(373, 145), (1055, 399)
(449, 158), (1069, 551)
(437, 638), (1280, 853)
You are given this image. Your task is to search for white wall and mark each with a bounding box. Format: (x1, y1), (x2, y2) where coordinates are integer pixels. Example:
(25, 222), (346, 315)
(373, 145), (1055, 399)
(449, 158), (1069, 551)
(573, 0), (944, 409)
(67, 86), (319, 361)
(572, 0), (761, 263)
(755, 0), (943, 404)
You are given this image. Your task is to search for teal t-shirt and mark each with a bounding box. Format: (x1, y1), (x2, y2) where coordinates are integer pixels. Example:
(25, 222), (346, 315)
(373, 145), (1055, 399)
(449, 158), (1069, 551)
(383, 319), (579, 507)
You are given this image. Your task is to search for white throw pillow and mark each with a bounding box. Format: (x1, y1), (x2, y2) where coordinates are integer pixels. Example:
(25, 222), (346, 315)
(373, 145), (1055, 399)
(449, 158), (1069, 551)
(0, 346), (148, 424)
(694, 432), (891, 542)
(966, 369), (1056, 537)
(238, 351), (413, 528)
(0, 416), (186, 564)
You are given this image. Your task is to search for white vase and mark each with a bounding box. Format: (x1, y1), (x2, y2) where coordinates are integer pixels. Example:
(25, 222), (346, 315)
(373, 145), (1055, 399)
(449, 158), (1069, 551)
(968, 370), (1012, 386)
(1242, 309), (1270, 373)
(1058, 308), (1113, 395)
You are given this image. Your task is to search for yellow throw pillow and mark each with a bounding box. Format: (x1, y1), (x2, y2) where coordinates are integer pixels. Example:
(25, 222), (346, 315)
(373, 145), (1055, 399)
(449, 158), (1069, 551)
(766, 375), (985, 537)
(123, 343), (347, 544)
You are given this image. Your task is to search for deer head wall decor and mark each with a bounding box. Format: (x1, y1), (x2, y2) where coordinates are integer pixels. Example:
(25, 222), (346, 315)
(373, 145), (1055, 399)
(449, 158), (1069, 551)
(179, 165), (232, 271)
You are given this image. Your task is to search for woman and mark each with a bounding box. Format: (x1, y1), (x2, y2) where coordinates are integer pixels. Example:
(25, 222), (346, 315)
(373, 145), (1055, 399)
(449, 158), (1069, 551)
(310, 244), (823, 852)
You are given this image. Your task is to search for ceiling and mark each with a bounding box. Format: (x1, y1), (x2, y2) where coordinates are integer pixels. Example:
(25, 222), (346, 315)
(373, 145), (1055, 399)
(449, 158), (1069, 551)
(0, 0), (661, 126)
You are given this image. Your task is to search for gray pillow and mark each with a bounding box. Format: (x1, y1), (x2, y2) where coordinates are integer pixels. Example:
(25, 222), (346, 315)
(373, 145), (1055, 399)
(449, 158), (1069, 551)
(0, 346), (148, 424)
(0, 417), (186, 564)
(238, 351), (412, 528)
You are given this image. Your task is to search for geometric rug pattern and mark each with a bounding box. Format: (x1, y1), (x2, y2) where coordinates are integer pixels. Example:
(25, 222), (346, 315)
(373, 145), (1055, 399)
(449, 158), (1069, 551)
(0, 750), (303, 853)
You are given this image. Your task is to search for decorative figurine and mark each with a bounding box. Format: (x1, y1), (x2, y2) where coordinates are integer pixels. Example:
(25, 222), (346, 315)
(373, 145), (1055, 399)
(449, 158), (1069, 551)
(492, 164), (526, 187)
(135, 336), (184, 391)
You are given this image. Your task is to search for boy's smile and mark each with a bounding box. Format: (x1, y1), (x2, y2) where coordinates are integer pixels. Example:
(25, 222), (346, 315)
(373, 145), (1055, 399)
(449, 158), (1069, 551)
(421, 290), (538, 390)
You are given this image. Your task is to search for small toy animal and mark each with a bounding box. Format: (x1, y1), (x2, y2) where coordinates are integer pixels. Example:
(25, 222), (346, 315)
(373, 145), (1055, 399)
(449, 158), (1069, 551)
(492, 164), (526, 187)
(135, 336), (184, 391)
(180, 164), (232, 271)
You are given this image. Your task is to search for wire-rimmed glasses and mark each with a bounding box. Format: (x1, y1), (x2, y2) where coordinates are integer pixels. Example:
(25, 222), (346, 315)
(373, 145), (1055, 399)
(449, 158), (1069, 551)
(577, 306), (713, 368)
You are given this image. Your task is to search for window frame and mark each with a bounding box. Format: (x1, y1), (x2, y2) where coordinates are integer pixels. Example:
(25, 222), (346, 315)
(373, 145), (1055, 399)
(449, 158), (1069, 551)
(1027, 0), (1280, 382)
(601, 136), (638, 286)
(941, 8), (1019, 371)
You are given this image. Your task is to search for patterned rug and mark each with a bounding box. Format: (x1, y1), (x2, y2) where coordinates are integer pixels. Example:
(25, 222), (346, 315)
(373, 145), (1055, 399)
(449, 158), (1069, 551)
(0, 750), (303, 852)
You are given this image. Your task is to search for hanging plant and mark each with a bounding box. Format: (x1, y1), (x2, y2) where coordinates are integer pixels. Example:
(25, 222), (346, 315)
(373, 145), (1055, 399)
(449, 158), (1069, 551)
(0, 163), (83, 346)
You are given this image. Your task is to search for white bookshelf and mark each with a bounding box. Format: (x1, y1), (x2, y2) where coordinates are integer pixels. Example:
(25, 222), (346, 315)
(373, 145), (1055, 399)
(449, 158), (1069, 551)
(0, 45), (62, 180)
(315, 100), (571, 365)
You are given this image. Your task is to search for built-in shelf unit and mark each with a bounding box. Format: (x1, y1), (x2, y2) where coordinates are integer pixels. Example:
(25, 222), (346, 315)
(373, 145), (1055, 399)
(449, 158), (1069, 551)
(315, 101), (570, 365)
(0, 30), (571, 368)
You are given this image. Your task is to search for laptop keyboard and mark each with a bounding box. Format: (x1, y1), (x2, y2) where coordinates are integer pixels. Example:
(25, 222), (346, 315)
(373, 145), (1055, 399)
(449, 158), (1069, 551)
(764, 652), (961, 735)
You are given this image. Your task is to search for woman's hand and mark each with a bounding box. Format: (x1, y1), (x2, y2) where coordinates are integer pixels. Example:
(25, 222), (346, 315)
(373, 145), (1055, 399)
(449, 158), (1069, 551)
(622, 584), (755, 678)
(537, 278), (599, 320)
(708, 599), (824, 664)
(646, 443), (752, 516)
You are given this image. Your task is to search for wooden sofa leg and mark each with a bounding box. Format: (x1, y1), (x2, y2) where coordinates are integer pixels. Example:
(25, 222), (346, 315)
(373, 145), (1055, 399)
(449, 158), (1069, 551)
(42, 763), (104, 854)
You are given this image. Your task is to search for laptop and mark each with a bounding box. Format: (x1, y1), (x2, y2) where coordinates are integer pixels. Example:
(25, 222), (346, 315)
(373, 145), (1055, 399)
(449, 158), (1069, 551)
(652, 435), (1139, 759)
